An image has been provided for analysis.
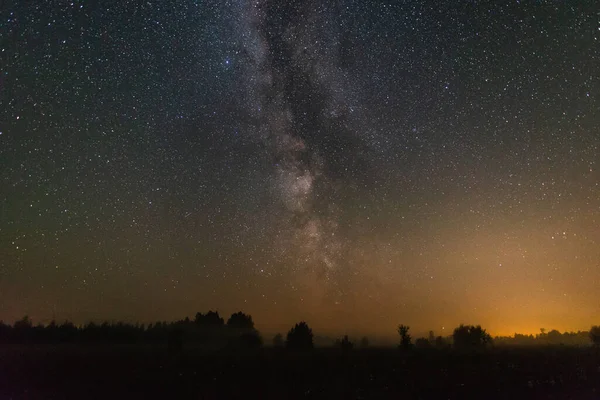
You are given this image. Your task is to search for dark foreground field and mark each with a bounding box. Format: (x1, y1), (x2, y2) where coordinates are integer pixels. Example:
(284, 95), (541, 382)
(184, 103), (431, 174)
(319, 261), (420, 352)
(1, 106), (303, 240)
(1, 345), (599, 399)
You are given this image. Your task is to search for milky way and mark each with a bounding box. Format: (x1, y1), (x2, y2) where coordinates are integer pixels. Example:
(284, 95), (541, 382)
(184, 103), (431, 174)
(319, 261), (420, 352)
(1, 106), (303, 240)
(0, 0), (598, 337)
(244, 2), (343, 272)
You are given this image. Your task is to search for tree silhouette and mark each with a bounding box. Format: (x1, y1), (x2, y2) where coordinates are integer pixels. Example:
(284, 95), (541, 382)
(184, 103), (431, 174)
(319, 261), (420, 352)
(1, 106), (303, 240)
(335, 335), (354, 351)
(57, 321), (78, 342)
(435, 335), (448, 348)
(360, 336), (369, 348)
(238, 331), (263, 348)
(195, 311), (224, 326)
(590, 325), (600, 346)
(168, 327), (184, 353)
(415, 337), (431, 349)
(226, 312), (255, 331)
(428, 330), (435, 344)
(12, 316), (33, 341)
(286, 321), (313, 350)
(547, 329), (562, 344)
(452, 324), (492, 349)
(14, 315), (32, 330)
(272, 333), (284, 347)
(0, 321), (9, 342)
(397, 324), (412, 349)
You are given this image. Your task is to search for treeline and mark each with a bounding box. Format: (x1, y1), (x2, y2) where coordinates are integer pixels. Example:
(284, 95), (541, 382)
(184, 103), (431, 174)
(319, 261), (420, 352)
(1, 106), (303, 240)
(1, 314), (599, 350)
(493, 329), (594, 346)
(0, 311), (260, 349)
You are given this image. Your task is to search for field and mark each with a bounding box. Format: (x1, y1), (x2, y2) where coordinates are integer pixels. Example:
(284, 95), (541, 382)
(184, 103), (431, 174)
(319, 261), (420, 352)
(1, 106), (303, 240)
(1, 345), (599, 399)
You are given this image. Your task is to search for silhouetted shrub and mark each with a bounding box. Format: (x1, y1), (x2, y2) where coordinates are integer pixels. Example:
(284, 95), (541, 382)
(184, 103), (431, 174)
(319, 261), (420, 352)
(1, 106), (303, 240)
(272, 333), (284, 347)
(452, 324), (492, 349)
(590, 326), (600, 346)
(397, 324), (412, 349)
(286, 321), (313, 350)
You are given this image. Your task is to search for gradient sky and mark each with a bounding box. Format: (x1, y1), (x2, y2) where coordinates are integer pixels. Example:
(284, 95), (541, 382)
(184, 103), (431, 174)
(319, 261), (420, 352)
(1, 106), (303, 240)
(1, 1), (598, 338)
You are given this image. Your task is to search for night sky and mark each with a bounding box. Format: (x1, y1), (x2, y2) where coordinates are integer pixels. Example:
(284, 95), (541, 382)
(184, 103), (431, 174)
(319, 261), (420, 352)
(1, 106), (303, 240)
(1, 1), (598, 338)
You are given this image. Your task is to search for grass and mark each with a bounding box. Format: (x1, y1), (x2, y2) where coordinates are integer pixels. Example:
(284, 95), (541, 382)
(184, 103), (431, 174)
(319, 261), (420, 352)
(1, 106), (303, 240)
(0, 344), (599, 399)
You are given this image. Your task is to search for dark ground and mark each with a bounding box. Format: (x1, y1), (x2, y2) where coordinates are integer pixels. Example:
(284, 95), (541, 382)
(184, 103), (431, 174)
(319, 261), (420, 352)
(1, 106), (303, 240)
(1, 345), (599, 399)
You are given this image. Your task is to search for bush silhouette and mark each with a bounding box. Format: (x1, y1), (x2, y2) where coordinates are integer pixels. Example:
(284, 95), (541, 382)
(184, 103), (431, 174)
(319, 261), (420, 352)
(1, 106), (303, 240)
(452, 324), (492, 349)
(590, 325), (600, 346)
(286, 321), (313, 350)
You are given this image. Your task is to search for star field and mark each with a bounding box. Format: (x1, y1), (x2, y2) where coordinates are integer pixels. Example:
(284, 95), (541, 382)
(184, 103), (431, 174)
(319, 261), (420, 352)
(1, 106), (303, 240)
(0, 0), (599, 337)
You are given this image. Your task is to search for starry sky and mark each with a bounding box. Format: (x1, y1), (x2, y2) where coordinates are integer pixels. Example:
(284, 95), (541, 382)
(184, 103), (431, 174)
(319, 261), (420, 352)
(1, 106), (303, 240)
(1, 1), (599, 338)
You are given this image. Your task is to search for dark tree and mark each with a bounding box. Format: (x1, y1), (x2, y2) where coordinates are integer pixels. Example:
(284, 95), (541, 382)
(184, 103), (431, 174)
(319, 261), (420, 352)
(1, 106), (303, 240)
(547, 329), (565, 344)
(415, 337), (431, 349)
(435, 335), (448, 348)
(397, 324), (412, 349)
(14, 315), (32, 330)
(168, 328), (184, 353)
(0, 321), (10, 341)
(226, 312), (255, 331)
(360, 336), (369, 348)
(335, 335), (354, 351)
(272, 333), (284, 347)
(13, 316), (33, 341)
(237, 331), (263, 349)
(195, 311), (224, 326)
(57, 321), (78, 342)
(452, 324), (492, 349)
(428, 330), (435, 344)
(590, 325), (600, 346)
(286, 321), (314, 350)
